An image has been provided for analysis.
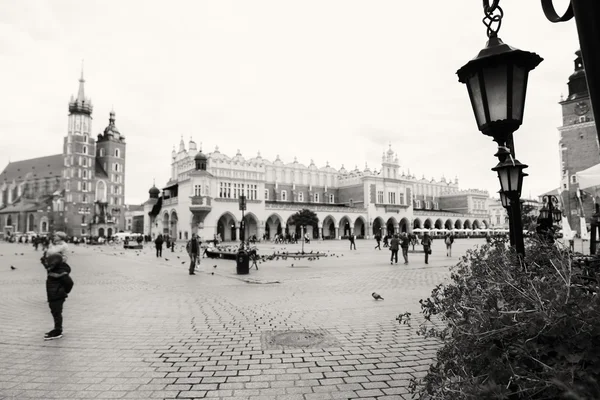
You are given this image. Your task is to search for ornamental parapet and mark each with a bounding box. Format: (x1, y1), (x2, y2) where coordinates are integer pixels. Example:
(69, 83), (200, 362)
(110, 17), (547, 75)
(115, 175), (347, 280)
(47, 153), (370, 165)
(213, 198), (261, 204)
(414, 210), (489, 219)
(163, 197), (178, 206)
(265, 201), (366, 213)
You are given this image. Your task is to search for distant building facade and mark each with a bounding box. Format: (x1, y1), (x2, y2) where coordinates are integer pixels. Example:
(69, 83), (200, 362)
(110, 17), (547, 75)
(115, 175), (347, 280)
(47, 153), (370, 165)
(143, 140), (491, 241)
(0, 71), (127, 238)
(124, 204), (144, 233)
(558, 50), (599, 232)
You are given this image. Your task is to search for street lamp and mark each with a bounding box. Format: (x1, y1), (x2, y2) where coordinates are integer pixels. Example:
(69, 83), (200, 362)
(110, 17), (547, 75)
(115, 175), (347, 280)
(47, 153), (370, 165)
(457, 1), (541, 256)
(537, 195), (562, 243)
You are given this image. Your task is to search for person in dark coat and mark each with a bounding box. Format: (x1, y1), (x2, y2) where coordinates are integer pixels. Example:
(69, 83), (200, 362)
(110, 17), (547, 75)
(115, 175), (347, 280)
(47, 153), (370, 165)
(421, 233), (433, 264)
(400, 233), (411, 265)
(41, 253), (74, 340)
(374, 234), (381, 250)
(349, 234), (356, 250)
(444, 233), (455, 257)
(390, 234), (400, 265)
(186, 234), (200, 275)
(155, 234), (164, 258)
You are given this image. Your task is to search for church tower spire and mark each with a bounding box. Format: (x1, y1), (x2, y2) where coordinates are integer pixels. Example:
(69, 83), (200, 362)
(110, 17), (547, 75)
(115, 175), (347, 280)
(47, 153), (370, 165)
(69, 62), (92, 116)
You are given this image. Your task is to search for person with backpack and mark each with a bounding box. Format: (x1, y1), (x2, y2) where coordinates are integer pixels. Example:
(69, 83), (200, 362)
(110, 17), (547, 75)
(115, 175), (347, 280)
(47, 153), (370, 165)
(444, 233), (454, 257)
(41, 253), (74, 340)
(186, 234), (200, 275)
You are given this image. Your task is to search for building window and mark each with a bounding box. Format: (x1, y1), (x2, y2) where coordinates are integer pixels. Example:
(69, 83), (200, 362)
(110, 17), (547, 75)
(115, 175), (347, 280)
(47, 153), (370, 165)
(399, 193), (405, 205)
(377, 191), (384, 204)
(82, 182), (87, 192)
(82, 195), (87, 203)
(83, 146), (87, 155)
(329, 194), (334, 203)
(425, 201), (431, 209)
(571, 175), (577, 184)
(298, 192), (304, 202)
(388, 192), (396, 204)
(99, 148), (105, 157)
(66, 181), (70, 191)
(114, 163), (119, 172)
(115, 148), (120, 158)
(281, 190), (287, 201)
(83, 170), (87, 179)
(415, 200), (421, 208)
(83, 134), (88, 143)
(194, 185), (201, 196)
(264, 189), (269, 200)
(314, 193), (319, 203)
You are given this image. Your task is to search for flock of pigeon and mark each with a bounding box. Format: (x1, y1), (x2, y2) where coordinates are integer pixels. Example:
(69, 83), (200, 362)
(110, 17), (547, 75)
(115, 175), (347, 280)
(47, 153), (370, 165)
(5, 243), (386, 300)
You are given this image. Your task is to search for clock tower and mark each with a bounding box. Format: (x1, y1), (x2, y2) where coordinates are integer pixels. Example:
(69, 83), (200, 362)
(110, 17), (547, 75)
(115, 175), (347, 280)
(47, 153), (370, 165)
(558, 50), (598, 232)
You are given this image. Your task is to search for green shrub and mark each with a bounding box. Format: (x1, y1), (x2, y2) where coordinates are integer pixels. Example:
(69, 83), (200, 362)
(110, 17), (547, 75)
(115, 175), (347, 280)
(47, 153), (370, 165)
(398, 238), (600, 399)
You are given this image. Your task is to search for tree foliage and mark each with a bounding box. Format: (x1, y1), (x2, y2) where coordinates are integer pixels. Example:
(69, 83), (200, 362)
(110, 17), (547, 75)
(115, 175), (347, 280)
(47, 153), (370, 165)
(398, 238), (600, 399)
(289, 209), (319, 228)
(521, 204), (539, 231)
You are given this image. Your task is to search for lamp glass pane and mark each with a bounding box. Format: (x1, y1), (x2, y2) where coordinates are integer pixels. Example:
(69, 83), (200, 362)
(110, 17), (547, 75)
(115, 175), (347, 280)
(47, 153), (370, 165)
(509, 166), (521, 193)
(498, 167), (510, 192)
(483, 64), (508, 122)
(468, 74), (486, 128)
(511, 65), (526, 122)
(540, 208), (549, 219)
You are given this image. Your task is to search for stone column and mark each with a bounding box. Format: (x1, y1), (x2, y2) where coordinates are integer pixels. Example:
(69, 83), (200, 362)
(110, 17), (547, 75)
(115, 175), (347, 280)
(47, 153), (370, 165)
(318, 226), (323, 240)
(394, 224), (400, 234)
(235, 227), (240, 242)
(350, 228), (354, 235)
(335, 227), (339, 239)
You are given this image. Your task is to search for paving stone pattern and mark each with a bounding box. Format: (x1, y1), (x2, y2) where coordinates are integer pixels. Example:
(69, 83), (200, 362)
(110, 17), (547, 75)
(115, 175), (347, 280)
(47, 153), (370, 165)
(0, 238), (485, 399)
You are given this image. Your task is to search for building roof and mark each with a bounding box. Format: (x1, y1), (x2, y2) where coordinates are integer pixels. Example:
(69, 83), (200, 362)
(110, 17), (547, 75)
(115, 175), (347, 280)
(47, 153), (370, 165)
(125, 204), (144, 212)
(0, 154), (63, 183)
(95, 159), (108, 179)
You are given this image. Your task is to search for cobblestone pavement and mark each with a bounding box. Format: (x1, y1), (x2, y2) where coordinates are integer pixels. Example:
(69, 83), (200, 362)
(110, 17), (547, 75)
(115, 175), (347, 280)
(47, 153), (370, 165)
(0, 238), (485, 400)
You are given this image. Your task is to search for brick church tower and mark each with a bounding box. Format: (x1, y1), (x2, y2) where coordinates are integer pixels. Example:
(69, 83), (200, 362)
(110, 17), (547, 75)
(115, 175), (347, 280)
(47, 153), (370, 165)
(63, 68), (96, 236)
(558, 50), (599, 232)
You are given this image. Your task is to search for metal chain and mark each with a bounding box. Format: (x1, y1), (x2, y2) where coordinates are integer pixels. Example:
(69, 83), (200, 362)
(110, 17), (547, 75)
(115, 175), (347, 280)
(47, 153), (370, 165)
(483, 0), (504, 37)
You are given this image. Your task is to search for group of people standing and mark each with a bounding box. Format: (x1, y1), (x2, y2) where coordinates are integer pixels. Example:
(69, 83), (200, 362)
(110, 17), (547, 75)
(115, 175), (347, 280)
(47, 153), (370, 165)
(373, 231), (456, 265)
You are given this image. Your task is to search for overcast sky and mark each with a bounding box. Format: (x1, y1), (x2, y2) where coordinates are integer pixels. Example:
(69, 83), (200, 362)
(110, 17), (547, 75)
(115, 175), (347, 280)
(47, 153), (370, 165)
(1, 0), (579, 204)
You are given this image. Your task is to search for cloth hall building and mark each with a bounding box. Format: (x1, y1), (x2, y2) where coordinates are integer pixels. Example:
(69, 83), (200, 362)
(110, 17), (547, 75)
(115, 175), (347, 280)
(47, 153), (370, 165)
(144, 140), (491, 241)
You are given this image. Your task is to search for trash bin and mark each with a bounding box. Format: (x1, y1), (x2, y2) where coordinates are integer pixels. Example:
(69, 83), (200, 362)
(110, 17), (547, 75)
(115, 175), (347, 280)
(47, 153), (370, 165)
(236, 249), (249, 275)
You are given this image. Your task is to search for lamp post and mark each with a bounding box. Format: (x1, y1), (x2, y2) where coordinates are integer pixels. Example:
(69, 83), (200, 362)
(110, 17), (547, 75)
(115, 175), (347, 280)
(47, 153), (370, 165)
(498, 190), (514, 246)
(542, 0), (600, 145)
(537, 195), (562, 243)
(457, 1), (542, 256)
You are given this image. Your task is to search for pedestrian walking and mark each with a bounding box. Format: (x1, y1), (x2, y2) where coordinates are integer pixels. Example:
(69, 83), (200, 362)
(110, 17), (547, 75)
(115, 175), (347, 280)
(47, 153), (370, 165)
(400, 233), (410, 265)
(422, 232), (433, 264)
(444, 233), (454, 257)
(41, 253), (74, 340)
(374, 234), (381, 250)
(186, 234), (200, 275)
(155, 234), (164, 258)
(390, 234), (400, 265)
(349, 234), (356, 250)
(383, 234), (389, 248)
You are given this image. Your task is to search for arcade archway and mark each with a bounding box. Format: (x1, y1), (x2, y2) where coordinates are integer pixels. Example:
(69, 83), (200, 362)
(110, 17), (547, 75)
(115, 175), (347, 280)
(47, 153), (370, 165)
(217, 212), (238, 241)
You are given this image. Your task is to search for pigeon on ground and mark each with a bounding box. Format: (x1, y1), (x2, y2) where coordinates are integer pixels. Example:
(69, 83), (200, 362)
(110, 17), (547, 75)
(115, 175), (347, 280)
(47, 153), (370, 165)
(291, 264), (294, 267)
(181, 261), (186, 264)
(165, 258), (169, 261)
(10, 266), (16, 270)
(211, 272), (214, 275)
(213, 265), (217, 268)
(372, 292), (384, 300)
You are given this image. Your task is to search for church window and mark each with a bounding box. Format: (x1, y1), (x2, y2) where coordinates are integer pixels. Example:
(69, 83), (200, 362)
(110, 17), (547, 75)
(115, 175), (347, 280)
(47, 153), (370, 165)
(83, 146), (87, 155)
(298, 192), (304, 202)
(264, 189), (269, 200)
(82, 182), (87, 192)
(82, 216), (86, 224)
(82, 195), (87, 203)
(314, 193), (319, 203)
(83, 134), (88, 143)
(281, 190), (287, 201)
(77, 181), (81, 191)
(66, 181), (70, 191)
(78, 156), (82, 165)
(115, 148), (120, 158)
(100, 148), (105, 157)
(83, 170), (87, 179)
